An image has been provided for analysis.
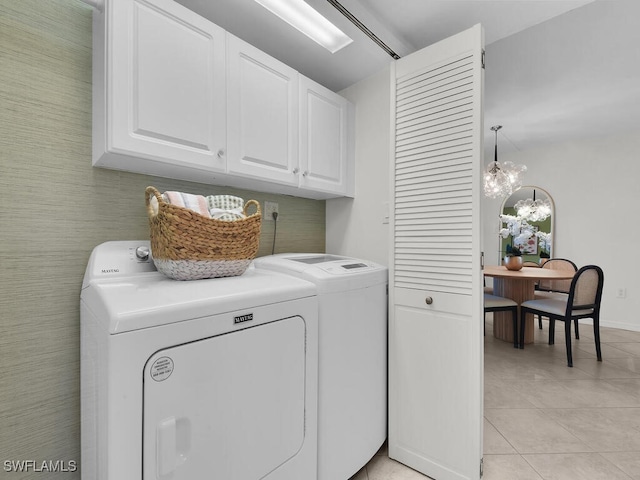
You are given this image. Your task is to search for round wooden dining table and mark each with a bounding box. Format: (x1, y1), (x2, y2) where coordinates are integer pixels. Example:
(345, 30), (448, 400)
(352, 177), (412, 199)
(484, 265), (576, 344)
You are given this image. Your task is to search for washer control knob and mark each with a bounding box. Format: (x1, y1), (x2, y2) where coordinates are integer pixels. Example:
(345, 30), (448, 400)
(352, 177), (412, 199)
(135, 246), (150, 261)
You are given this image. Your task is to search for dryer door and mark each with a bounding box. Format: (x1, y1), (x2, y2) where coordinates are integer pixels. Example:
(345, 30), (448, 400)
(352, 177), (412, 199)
(143, 316), (307, 480)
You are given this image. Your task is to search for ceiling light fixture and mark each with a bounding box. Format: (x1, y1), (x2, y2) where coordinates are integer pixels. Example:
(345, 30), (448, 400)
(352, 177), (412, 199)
(483, 125), (526, 199)
(254, 0), (353, 53)
(515, 190), (551, 222)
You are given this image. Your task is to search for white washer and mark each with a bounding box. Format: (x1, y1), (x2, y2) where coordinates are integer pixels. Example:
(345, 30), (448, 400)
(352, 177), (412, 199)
(81, 241), (319, 480)
(253, 253), (388, 480)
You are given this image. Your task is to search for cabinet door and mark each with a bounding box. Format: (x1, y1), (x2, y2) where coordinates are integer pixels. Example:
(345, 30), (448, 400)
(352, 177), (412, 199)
(299, 76), (353, 196)
(226, 34), (299, 185)
(104, 0), (226, 172)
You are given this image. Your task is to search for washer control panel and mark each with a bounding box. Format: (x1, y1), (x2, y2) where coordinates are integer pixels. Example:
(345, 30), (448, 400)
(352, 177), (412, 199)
(83, 241), (157, 288)
(288, 255), (376, 275)
(135, 245), (150, 261)
(341, 263), (368, 270)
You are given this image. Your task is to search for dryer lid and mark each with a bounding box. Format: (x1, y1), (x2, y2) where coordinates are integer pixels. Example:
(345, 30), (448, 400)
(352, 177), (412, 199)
(81, 241), (316, 333)
(81, 267), (316, 334)
(253, 253), (388, 294)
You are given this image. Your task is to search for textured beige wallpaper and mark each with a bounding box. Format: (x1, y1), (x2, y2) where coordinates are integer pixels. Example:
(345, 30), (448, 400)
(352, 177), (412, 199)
(0, 0), (325, 477)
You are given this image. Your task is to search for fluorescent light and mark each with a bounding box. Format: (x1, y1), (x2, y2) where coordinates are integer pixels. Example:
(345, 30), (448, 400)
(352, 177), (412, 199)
(254, 0), (353, 53)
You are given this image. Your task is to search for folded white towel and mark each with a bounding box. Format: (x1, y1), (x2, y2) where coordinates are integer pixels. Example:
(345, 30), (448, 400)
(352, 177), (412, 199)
(162, 191), (211, 218)
(206, 195), (245, 221)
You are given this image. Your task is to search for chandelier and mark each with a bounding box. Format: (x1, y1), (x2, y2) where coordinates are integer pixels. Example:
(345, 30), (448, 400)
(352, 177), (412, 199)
(483, 125), (527, 199)
(515, 190), (551, 222)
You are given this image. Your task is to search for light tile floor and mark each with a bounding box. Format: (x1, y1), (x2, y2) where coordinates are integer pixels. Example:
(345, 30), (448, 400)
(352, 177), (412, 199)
(350, 318), (640, 480)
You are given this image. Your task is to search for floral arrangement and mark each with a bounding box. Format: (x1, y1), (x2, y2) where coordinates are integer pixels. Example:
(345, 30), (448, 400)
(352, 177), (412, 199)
(499, 214), (529, 256)
(536, 231), (552, 257)
(499, 214), (551, 257)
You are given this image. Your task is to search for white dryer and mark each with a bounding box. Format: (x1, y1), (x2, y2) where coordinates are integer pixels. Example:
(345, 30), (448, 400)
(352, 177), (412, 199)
(253, 254), (388, 480)
(81, 241), (318, 480)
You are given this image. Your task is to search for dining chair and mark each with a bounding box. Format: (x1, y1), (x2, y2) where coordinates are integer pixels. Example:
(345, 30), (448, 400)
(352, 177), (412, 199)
(520, 265), (604, 367)
(484, 277), (493, 294)
(484, 293), (519, 348)
(522, 261), (540, 267)
(534, 258), (578, 330)
(537, 258), (578, 293)
(522, 261), (541, 293)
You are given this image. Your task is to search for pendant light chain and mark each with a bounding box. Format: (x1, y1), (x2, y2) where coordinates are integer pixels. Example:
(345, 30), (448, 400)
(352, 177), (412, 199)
(483, 125), (526, 199)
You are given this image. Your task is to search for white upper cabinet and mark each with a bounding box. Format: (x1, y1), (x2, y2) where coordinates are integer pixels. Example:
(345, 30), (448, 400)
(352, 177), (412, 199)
(299, 76), (354, 197)
(92, 0), (353, 199)
(93, 0), (226, 177)
(226, 34), (299, 186)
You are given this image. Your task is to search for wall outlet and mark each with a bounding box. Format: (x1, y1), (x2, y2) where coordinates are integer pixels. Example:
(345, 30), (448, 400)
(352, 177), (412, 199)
(264, 201), (279, 221)
(616, 288), (627, 298)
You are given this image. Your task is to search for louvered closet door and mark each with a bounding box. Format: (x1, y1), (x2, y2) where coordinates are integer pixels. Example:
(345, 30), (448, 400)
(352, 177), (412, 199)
(389, 25), (484, 480)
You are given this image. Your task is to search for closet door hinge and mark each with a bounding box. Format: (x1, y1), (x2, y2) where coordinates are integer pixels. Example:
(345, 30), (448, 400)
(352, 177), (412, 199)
(481, 49), (486, 69)
(480, 457), (484, 477)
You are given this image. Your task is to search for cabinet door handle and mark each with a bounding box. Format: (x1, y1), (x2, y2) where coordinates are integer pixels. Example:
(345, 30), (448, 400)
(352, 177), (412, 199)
(425, 297), (433, 305)
(292, 167), (300, 174)
(216, 149), (225, 159)
(302, 170), (308, 177)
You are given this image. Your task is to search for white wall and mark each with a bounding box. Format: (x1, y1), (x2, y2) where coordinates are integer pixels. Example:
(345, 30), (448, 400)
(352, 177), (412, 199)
(326, 66), (391, 266)
(482, 130), (640, 332)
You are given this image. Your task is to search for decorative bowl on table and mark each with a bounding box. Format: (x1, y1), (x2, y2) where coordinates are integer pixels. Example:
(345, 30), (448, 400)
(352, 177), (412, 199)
(503, 256), (523, 271)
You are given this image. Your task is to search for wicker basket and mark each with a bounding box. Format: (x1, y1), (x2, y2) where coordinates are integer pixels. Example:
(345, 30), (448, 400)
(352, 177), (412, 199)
(145, 186), (261, 280)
